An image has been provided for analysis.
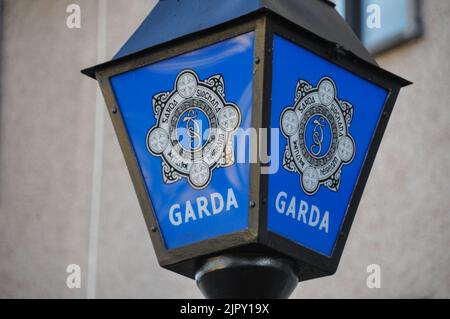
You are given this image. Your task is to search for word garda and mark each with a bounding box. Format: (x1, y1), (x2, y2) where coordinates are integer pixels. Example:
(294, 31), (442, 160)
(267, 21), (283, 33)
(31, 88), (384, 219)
(169, 188), (238, 226)
(275, 191), (329, 233)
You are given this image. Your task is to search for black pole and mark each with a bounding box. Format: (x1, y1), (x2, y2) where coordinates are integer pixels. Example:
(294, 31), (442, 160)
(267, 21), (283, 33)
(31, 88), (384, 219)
(195, 253), (298, 299)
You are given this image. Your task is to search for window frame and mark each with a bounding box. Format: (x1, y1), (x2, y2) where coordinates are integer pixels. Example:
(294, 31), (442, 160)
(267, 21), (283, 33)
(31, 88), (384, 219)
(341, 0), (423, 55)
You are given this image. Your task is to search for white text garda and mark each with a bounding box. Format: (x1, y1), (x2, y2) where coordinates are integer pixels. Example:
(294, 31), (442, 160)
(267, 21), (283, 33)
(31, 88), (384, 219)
(275, 191), (329, 233)
(169, 188), (238, 226)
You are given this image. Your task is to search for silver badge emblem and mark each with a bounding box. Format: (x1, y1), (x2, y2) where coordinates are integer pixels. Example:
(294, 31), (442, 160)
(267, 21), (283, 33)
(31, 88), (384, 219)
(281, 77), (355, 195)
(147, 70), (241, 189)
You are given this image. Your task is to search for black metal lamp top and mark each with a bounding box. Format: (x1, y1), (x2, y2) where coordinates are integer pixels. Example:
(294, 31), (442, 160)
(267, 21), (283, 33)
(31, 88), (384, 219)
(82, 0), (381, 79)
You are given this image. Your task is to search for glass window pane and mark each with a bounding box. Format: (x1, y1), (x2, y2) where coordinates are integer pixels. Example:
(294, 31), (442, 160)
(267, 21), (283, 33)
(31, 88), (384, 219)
(333, 0), (346, 18)
(360, 0), (421, 53)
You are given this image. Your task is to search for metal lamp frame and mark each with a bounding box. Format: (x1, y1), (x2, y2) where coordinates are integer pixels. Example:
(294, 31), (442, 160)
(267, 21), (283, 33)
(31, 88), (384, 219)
(88, 10), (410, 281)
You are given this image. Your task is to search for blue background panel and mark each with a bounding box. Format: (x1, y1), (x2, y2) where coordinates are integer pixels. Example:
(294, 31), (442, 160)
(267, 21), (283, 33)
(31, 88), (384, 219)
(110, 32), (255, 249)
(268, 35), (388, 257)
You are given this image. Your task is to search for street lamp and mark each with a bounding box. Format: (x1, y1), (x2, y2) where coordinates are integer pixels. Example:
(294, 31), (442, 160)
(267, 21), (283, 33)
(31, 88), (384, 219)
(82, 0), (410, 298)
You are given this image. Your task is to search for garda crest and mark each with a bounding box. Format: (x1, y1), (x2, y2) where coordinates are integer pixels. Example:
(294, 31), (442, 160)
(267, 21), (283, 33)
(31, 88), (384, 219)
(281, 77), (355, 195)
(146, 70), (241, 190)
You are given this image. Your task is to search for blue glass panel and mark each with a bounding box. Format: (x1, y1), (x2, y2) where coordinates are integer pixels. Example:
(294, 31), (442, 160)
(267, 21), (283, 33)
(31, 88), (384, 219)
(110, 32), (255, 249)
(268, 35), (388, 257)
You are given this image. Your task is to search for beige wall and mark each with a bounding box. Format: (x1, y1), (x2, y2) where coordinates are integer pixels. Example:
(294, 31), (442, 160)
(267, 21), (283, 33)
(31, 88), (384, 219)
(0, 0), (449, 298)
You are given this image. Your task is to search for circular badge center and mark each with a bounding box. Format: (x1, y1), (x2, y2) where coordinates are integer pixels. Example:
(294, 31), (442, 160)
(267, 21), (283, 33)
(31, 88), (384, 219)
(305, 114), (333, 159)
(177, 107), (211, 151)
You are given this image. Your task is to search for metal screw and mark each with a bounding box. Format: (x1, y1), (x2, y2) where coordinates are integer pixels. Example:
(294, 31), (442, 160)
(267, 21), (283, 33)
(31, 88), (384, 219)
(254, 57), (260, 64)
(151, 226), (158, 233)
(111, 107), (118, 114)
(249, 201), (256, 208)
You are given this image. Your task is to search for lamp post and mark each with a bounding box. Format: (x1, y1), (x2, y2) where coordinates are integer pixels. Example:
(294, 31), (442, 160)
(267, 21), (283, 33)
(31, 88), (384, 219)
(82, 0), (410, 299)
